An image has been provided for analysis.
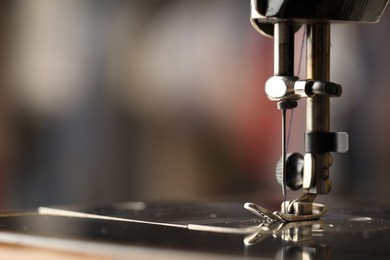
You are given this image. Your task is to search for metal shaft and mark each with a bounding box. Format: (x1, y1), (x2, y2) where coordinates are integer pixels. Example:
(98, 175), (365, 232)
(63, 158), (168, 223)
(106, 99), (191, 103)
(274, 23), (294, 76)
(306, 23), (331, 194)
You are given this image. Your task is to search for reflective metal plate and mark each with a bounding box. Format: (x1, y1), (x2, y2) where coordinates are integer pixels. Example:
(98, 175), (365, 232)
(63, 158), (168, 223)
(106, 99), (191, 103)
(0, 201), (389, 259)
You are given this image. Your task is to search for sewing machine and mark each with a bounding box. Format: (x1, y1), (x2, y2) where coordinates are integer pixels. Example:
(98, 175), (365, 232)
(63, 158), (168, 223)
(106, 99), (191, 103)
(0, 1), (389, 259)
(245, 0), (388, 222)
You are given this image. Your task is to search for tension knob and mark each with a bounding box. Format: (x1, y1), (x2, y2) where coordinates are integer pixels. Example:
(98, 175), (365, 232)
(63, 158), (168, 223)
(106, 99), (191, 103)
(276, 153), (304, 191)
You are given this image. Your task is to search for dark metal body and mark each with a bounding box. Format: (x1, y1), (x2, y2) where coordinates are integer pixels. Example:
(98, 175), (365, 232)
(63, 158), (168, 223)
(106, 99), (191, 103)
(254, 0), (388, 21)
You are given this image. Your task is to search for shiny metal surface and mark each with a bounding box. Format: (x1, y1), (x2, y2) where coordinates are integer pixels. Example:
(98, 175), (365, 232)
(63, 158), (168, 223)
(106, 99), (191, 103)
(303, 153), (315, 189)
(0, 201), (389, 259)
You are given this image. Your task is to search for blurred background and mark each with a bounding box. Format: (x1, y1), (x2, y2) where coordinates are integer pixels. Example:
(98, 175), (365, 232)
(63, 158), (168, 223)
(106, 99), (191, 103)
(0, 0), (389, 209)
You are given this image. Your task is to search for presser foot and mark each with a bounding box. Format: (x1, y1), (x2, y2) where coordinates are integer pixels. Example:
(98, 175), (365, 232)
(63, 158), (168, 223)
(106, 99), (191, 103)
(244, 198), (327, 223)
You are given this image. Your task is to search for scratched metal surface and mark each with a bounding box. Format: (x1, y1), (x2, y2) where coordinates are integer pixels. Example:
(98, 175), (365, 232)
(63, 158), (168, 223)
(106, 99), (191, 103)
(0, 200), (389, 259)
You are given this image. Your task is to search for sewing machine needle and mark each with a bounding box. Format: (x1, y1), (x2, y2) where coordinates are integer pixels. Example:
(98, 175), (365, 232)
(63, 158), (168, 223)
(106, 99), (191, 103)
(281, 108), (287, 211)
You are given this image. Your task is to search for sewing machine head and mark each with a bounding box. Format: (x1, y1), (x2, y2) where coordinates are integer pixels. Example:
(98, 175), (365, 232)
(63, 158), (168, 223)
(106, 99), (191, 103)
(245, 0), (389, 222)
